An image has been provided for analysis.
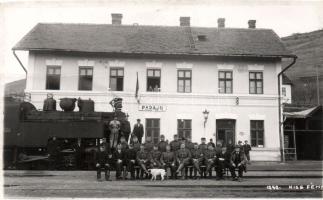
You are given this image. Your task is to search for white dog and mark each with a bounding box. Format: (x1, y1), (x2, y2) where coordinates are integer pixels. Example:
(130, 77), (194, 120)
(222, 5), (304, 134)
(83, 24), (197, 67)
(148, 169), (166, 181)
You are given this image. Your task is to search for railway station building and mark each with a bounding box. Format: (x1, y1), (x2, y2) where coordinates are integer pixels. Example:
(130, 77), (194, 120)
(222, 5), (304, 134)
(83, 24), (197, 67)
(13, 14), (296, 161)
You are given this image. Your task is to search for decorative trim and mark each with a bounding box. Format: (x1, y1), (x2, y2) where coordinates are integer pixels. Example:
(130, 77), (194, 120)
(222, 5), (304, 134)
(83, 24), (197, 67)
(176, 113), (193, 119)
(78, 59), (95, 66)
(215, 114), (238, 119)
(248, 64), (264, 71)
(217, 64), (234, 70)
(108, 60), (125, 67)
(146, 60), (163, 68)
(46, 59), (62, 66)
(248, 114), (266, 120)
(176, 62), (193, 69)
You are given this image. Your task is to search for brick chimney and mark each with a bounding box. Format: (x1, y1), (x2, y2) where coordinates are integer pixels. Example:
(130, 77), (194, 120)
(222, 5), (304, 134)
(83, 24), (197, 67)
(248, 20), (256, 29)
(218, 18), (225, 28)
(180, 17), (190, 26)
(111, 13), (123, 25)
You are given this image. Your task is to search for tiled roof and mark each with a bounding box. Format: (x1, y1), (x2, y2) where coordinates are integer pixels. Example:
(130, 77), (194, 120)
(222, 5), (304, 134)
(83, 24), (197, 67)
(13, 23), (294, 58)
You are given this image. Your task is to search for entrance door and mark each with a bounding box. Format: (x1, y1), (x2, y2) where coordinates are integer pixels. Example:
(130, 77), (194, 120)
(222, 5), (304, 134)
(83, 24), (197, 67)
(216, 119), (235, 147)
(145, 118), (160, 144)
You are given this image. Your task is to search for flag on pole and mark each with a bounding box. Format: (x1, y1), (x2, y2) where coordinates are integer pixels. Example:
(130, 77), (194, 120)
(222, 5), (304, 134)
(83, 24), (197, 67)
(135, 72), (139, 103)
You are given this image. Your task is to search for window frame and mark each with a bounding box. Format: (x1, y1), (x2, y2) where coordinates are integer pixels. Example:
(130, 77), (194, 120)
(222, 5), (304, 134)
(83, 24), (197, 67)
(250, 120), (264, 147)
(109, 67), (124, 91)
(45, 66), (61, 90)
(146, 68), (161, 92)
(78, 67), (93, 91)
(218, 71), (233, 94)
(249, 71), (263, 94)
(177, 69), (192, 93)
(177, 119), (192, 140)
(145, 118), (160, 144)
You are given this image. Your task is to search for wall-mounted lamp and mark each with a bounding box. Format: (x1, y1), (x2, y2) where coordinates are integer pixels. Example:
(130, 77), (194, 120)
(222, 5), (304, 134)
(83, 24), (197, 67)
(203, 109), (209, 128)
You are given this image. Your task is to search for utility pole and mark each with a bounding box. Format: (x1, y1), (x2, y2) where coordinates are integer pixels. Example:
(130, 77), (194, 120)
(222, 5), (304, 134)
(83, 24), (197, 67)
(316, 65), (320, 105)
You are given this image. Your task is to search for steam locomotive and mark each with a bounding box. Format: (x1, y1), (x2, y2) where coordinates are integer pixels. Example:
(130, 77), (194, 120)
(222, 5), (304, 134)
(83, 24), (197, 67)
(3, 95), (129, 170)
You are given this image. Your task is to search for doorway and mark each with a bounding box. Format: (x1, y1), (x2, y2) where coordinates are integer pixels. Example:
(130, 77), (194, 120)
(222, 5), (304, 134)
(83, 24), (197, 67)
(216, 119), (236, 147)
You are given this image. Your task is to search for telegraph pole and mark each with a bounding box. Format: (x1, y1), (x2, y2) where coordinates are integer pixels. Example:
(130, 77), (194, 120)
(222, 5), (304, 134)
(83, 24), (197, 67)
(316, 65), (320, 105)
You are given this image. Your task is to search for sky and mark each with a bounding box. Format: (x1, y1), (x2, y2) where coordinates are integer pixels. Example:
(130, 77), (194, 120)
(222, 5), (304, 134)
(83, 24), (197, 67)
(1, 0), (323, 84)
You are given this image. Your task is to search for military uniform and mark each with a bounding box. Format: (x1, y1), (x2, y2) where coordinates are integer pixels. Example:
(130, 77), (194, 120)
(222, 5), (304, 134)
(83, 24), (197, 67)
(176, 148), (191, 178)
(185, 141), (195, 151)
(190, 148), (204, 176)
(150, 149), (162, 168)
(198, 143), (208, 154)
(157, 141), (168, 152)
(204, 149), (217, 176)
(131, 141), (141, 152)
(144, 141), (154, 152)
(120, 141), (129, 151)
(170, 140), (181, 152)
(95, 149), (113, 181)
(136, 150), (151, 176)
(215, 150), (226, 180)
(160, 151), (176, 179)
(113, 149), (125, 179)
(243, 144), (252, 162)
(125, 148), (137, 179)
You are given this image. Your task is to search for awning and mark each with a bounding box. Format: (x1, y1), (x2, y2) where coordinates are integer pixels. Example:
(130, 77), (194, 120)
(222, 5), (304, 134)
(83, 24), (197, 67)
(284, 106), (321, 119)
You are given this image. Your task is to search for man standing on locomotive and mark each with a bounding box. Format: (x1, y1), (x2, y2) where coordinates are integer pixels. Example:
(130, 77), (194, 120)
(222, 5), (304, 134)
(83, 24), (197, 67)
(109, 116), (121, 150)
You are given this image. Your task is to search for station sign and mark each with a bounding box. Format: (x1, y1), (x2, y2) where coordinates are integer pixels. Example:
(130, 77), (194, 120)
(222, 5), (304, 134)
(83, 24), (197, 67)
(138, 104), (167, 112)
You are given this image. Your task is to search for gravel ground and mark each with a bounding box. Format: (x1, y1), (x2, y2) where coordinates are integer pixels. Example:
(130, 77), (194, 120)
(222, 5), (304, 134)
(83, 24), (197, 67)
(3, 170), (323, 198)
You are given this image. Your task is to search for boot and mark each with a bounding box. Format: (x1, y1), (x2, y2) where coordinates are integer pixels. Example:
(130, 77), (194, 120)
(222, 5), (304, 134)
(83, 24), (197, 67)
(131, 172), (135, 180)
(209, 171), (212, 178)
(181, 170), (185, 180)
(105, 171), (111, 181)
(123, 167), (127, 180)
(97, 171), (101, 180)
(193, 169), (197, 179)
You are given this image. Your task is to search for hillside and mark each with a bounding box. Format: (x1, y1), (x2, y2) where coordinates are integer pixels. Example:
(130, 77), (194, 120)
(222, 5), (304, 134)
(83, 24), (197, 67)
(281, 29), (323, 105)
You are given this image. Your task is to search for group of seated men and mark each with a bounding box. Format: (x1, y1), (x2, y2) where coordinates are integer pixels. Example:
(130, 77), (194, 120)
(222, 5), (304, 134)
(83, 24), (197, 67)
(96, 134), (248, 182)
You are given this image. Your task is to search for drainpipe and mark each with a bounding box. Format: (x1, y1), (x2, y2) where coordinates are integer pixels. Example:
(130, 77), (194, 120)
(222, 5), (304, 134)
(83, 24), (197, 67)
(278, 56), (297, 162)
(13, 50), (27, 76)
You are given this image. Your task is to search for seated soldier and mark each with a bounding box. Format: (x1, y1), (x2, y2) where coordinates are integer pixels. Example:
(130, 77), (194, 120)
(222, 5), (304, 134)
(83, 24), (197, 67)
(229, 145), (247, 181)
(204, 144), (217, 178)
(190, 143), (204, 179)
(198, 138), (208, 154)
(160, 145), (177, 179)
(175, 143), (191, 179)
(150, 145), (162, 168)
(113, 144), (125, 180)
(144, 136), (154, 152)
(95, 142), (113, 181)
(136, 144), (151, 179)
(119, 136), (129, 151)
(130, 135), (141, 152)
(125, 144), (137, 180)
(157, 135), (168, 153)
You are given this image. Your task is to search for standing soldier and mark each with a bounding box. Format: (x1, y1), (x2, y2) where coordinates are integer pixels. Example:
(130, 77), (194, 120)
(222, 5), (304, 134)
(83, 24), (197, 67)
(175, 143), (191, 179)
(95, 142), (113, 181)
(190, 143), (203, 179)
(185, 138), (194, 151)
(136, 144), (151, 179)
(47, 136), (61, 170)
(157, 135), (168, 152)
(160, 145), (177, 179)
(144, 137), (154, 152)
(130, 136), (141, 152)
(120, 115), (131, 141)
(243, 140), (252, 164)
(125, 144), (137, 180)
(170, 134), (180, 152)
(114, 144), (125, 180)
(198, 138), (208, 154)
(109, 116), (121, 149)
(208, 139), (216, 148)
(204, 145), (217, 178)
(230, 145), (247, 181)
(150, 145), (162, 168)
(132, 119), (144, 143)
(119, 136), (128, 151)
